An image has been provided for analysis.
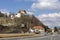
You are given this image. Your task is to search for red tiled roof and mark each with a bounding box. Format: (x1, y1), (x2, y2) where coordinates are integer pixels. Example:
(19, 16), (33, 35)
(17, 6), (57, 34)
(33, 26), (44, 30)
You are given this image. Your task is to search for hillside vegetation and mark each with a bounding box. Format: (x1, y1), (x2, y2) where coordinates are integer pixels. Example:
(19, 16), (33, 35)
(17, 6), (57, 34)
(0, 11), (46, 33)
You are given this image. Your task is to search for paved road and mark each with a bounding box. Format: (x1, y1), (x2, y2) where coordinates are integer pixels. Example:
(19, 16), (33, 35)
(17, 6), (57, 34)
(0, 34), (60, 40)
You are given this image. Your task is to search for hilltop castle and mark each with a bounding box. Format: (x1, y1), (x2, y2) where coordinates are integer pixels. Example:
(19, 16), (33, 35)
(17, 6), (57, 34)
(10, 10), (27, 19)
(0, 10), (46, 33)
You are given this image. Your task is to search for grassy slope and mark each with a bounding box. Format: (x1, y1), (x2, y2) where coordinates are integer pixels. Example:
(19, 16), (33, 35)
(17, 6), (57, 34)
(0, 33), (35, 38)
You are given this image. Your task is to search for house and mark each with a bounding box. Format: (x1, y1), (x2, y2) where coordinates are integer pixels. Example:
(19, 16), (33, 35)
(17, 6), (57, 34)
(33, 26), (44, 30)
(33, 26), (44, 33)
(29, 26), (45, 34)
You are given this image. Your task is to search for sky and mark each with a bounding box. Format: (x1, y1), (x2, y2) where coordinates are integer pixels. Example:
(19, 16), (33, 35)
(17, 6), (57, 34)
(0, 0), (60, 28)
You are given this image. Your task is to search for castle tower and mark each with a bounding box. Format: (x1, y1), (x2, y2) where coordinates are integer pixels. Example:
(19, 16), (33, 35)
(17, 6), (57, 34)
(15, 10), (27, 18)
(18, 10), (27, 15)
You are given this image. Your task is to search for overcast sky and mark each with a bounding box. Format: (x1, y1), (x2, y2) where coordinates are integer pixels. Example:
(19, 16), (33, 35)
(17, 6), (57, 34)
(0, 0), (60, 28)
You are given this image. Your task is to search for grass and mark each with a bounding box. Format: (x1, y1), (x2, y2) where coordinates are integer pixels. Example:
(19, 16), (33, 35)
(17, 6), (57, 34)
(0, 33), (35, 38)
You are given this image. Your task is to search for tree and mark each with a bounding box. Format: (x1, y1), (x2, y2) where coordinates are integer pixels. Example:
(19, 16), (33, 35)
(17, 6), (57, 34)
(44, 26), (49, 32)
(0, 12), (7, 17)
(0, 12), (4, 17)
(54, 27), (58, 32)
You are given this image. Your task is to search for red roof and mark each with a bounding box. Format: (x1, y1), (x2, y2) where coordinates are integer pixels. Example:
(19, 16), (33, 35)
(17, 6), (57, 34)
(33, 26), (44, 30)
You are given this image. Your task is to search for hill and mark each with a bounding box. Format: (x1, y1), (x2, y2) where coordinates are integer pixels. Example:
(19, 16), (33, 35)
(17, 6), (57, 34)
(0, 10), (46, 33)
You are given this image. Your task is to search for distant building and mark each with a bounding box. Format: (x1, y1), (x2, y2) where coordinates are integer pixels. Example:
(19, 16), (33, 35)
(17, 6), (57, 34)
(33, 26), (44, 31)
(29, 26), (45, 34)
(15, 13), (21, 18)
(10, 15), (14, 19)
(9, 14), (15, 19)
(51, 28), (54, 33)
(18, 10), (27, 15)
(15, 10), (27, 18)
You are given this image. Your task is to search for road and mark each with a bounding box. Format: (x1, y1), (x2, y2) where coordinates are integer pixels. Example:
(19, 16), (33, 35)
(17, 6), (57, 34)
(0, 34), (60, 40)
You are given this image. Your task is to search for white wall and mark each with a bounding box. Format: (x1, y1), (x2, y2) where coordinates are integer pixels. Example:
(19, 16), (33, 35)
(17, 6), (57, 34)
(15, 13), (21, 18)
